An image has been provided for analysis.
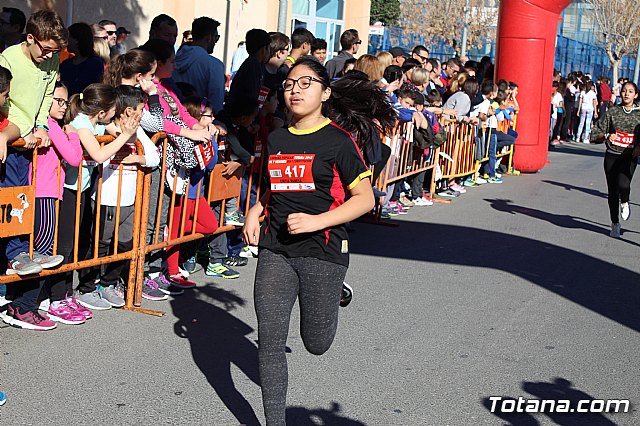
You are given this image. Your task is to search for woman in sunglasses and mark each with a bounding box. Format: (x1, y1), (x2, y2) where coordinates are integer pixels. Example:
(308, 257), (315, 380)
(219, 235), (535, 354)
(243, 58), (395, 425)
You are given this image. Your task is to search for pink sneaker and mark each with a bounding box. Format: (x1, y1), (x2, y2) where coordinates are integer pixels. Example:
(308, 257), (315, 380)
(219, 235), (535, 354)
(450, 183), (467, 193)
(67, 295), (93, 320)
(48, 301), (86, 325)
(2, 305), (57, 331)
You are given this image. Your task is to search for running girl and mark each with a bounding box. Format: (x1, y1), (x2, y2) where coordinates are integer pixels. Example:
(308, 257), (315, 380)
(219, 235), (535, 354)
(591, 81), (640, 238)
(242, 58), (395, 425)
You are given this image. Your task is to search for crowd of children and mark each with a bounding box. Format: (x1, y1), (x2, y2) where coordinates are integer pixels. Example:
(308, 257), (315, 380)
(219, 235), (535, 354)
(0, 9), (528, 334)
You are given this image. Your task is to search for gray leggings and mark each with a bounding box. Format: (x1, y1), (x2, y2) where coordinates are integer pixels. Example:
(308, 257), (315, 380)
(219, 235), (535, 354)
(254, 249), (347, 426)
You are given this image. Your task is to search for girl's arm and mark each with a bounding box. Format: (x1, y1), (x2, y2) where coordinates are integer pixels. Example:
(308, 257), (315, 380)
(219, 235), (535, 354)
(48, 119), (82, 167)
(80, 112), (140, 163)
(286, 178), (374, 234)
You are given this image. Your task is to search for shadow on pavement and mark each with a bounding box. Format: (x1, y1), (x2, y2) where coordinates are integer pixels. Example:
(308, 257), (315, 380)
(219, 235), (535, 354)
(550, 144), (605, 158)
(485, 198), (640, 246)
(286, 402), (366, 425)
(482, 377), (621, 426)
(541, 180), (640, 208)
(350, 221), (640, 332)
(170, 285), (261, 425)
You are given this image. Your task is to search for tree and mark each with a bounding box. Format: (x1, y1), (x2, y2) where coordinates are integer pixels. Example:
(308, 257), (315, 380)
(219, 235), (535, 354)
(585, 0), (640, 83)
(399, 0), (497, 53)
(370, 0), (401, 26)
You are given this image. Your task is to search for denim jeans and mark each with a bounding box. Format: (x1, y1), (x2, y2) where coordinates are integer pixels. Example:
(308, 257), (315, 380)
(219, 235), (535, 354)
(484, 131), (515, 177)
(576, 110), (594, 142)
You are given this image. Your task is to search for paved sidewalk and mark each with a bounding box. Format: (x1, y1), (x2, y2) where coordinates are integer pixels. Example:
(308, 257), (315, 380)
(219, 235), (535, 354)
(1, 142), (638, 425)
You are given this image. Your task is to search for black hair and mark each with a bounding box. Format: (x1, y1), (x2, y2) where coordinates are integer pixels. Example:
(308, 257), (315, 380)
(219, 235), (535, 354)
(426, 58), (439, 71)
(402, 58), (421, 73)
(621, 81), (639, 95)
(397, 89), (417, 101)
(481, 80), (496, 96)
(311, 38), (327, 52)
(68, 22), (96, 58)
(414, 92), (425, 105)
(150, 14), (176, 31)
(2, 7), (26, 33)
(139, 38), (174, 63)
(183, 96), (212, 120)
(497, 79), (508, 91)
(114, 85), (146, 117)
(412, 45), (429, 56)
(226, 95), (259, 118)
(288, 57), (396, 154)
(268, 32), (290, 58)
(425, 89), (442, 105)
(494, 90), (507, 104)
(0, 64), (13, 93)
(383, 65), (403, 84)
(191, 16), (220, 40)
(291, 28), (314, 49)
(98, 19), (116, 27)
(344, 57), (357, 66)
(509, 81), (518, 89)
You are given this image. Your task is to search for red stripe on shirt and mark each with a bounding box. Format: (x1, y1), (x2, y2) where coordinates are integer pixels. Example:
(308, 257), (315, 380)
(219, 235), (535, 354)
(325, 163), (346, 245)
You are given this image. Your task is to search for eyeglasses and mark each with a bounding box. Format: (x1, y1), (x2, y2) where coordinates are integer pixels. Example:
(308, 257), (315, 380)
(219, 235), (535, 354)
(106, 31), (117, 36)
(282, 76), (324, 91)
(53, 97), (69, 107)
(32, 36), (62, 55)
(201, 113), (213, 118)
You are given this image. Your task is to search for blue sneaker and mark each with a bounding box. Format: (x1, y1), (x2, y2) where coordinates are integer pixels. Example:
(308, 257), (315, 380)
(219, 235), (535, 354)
(181, 256), (201, 274)
(487, 176), (503, 184)
(0, 391), (6, 406)
(205, 262), (240, 279)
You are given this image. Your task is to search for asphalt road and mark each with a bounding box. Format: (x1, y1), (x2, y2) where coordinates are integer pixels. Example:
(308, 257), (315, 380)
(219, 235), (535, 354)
(1, 141), (639, 425)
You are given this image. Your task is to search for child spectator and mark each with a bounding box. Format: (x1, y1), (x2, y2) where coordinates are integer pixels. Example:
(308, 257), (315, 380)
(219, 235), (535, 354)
(576, 81), (598, 144)
(550, 81), (566, 144)
(283, 27), (314, 68)
(0, 10), (68, 279)
(205, 96), (259, 277)
(81, 85), (162, 302)
(311, 38), (327, 65)
(61, 83), (140, 310)
(34, 82), (87, 325)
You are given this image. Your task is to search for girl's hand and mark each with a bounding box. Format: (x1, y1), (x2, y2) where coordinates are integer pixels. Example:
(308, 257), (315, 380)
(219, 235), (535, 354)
(139, 79), (157, 95)
(121, 111), (141, 137)
(287, 212), (326, 235)
(242, 215), (261, 246)
(33, 128), (51, 148)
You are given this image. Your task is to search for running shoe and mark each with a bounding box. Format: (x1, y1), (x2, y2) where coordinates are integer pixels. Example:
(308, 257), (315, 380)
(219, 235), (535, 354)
(76, 290), (112, 310)
(169, 273), (197, 289)
(142, 277), (169, 301)
(47, 301), (86, 325)
(239, 246), (259, 258)
(340, 282), (353, 307)
(98, 285), (125, 308)
(31, 251), (64, 269)
(223, 255), (248, 267)
(413, 197), (433, 206)
(68, 293), (93, 319)
(38, 298), (50, 312)
(0, 296), (9, 308)
(437, 188), (459, 198)
(7, 253), (42, 276)
(475, 176), (487, 184)
(398, 194), (415, 208)
(450, 183), (466, 193)
(0, 391), (6, 406)
(205, 262), (240, 278)
(610, 223), (621, 238)
(181, 256), (200, 274)
(154, 274), (185, 295)
(224, 211), (246, 227)
(463, 178), (477, 187)
(2, 305), (57, 331)
(621, 202), (630, 221)
(487, 177), (503, 184)
(379, 211), (393, 220)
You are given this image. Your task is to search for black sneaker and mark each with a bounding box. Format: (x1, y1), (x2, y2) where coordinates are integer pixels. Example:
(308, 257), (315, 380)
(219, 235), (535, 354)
(222, 255), (248, 267)
(340, 282), (353, 307)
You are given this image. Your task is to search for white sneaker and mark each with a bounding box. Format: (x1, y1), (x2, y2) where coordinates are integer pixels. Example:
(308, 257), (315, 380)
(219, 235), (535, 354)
(0, 296), (9, 308)
(178, 266), (190, 278)
(475, 176), (487, 184)
(621, 202), (630, 221)
(39, 298), (50, 312)
(610, 223), (621, 238)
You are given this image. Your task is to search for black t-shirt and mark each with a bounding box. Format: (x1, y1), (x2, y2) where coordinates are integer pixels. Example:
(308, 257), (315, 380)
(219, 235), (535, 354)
(259, 119), (371, 266)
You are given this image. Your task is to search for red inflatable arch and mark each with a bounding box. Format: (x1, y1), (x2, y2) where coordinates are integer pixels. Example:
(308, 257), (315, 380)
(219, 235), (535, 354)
(495, 0), (572, 173)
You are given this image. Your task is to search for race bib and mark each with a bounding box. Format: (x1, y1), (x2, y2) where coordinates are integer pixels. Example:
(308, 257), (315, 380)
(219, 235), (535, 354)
(195, 140), (215, 169)
(82, 149), (97, 167)
(611, 131), (635, 149)
(268, 154), (315, 192)
(258, 86), (270, 108)
(254, 138), (263, 158)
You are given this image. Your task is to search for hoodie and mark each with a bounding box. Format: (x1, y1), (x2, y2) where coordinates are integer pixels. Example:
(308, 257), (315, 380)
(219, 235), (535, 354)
(173, 45), (226, 113)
